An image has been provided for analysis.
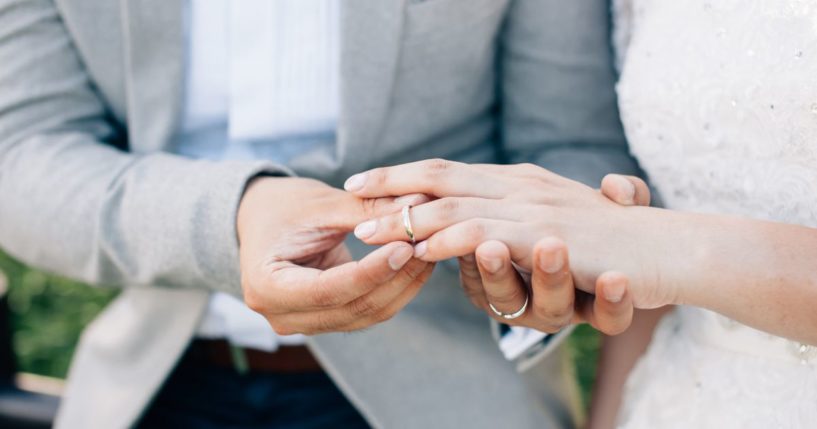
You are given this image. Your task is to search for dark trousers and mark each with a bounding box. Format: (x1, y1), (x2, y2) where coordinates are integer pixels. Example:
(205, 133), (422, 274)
(137, 345), (370, 428)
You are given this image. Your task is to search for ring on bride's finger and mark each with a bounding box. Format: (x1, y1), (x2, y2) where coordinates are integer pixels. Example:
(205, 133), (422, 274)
(488, 295), (529, 320)
(402, 205), (416, 244)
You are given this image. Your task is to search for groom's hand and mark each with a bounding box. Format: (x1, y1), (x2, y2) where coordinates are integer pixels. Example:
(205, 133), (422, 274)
(237, 177), (434, 335)
(459, 174), (650, 335)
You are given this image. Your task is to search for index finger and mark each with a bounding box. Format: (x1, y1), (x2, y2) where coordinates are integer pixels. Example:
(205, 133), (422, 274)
(343, 159), (508, 199)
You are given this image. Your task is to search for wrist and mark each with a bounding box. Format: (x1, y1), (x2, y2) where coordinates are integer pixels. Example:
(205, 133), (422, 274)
(236, 174), (280, 246)
(622, 207), (700, 307)
(652, 210), (719, 307)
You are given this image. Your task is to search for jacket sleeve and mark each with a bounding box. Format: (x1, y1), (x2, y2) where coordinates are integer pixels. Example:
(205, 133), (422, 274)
(499, 0), (644, 186)
(0, 0), (289, 295)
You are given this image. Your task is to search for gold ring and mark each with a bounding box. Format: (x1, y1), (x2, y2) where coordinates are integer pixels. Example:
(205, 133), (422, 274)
(402, 205), (416, 244)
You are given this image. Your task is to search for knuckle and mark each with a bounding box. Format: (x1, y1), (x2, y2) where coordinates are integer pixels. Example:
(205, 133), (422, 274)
(436, 198), (461, 222)
(271, 322), (296, 336)
(360, 197), (379, 218)
(425, 158), (451, 175)
(312, 312), (337, 334)
(459, 261), (480, 280)
(372, 308), (397, 325)
(533, 301), (572, 324)
(358, 262), (385, 288)
(518, 163), (540, 175)
(312, 283), (341, 308)
(386, 215), (405, 237)
(371, 167), (388, 187)
(401, 259), (429, 282)
(486, 288), (525, 307)
(349, 295), (381, 318)
(463, 219), (487, 242)
(242, 285), (266, 314)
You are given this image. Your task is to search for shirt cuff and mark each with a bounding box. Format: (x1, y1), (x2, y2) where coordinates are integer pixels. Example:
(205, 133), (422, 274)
(493, 321), (576, 372)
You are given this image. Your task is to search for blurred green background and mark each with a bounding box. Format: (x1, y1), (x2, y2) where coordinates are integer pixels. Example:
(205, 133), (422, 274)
(0, 249), (600, 406)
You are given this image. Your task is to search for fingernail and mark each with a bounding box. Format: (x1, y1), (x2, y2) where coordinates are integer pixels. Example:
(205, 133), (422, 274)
(617, 175), (636, 205)
(480, 257), (503, 274)
(354, 220), (377, 239)
(344, 173), (367, 192)
(539, 248), (564, 274)
(413, 241), (428, 258)
(605, 281), (626, 303)
(388, 246), (413, 271)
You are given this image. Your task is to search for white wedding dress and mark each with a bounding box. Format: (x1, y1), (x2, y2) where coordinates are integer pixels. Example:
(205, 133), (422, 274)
(612, 1), (817, 427)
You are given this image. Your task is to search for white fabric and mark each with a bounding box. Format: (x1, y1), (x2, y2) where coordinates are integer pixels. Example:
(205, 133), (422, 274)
(180, 0), (340, 352)
(613, 1), (817, 427)
(229, 1), (339, 141)
(497, 268), (554, 366)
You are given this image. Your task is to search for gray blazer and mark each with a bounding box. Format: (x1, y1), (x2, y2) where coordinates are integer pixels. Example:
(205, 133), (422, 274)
(0, 0), (639, 427)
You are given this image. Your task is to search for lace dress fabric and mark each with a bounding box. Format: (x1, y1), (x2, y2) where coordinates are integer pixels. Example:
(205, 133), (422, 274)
(612, 1), (817, 427)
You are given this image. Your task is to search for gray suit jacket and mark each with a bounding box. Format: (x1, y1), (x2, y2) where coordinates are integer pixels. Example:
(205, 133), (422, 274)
(0, 0), (640, 427)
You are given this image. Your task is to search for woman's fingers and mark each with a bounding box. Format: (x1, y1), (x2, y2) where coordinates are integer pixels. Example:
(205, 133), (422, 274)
(413, 219), (529, 264)
(528, 238), (575, 332)
(576, 271), (634, 335)
(600, 174), (651, 206)
(333, 192), (431, 231)
(344, 159), (509, 199)
(475, 241), (528, 319)
(353, 197), (518, 245)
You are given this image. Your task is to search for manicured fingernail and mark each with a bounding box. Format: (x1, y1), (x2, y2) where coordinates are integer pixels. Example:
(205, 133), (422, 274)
(413, 241), (428, 258)
(605, 281), (626, 303)
(344, 173), (367, 192)
(388, 246), (413, 271)
(354, 220), (377, 239)
(617, 175), (636, 205)
(539, 248), (564, 274)
(480, 257), (503, 274)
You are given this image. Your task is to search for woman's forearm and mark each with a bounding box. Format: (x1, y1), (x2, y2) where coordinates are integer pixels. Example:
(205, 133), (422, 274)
(652, 209), (817, 345)
(587, 308), (670, 429)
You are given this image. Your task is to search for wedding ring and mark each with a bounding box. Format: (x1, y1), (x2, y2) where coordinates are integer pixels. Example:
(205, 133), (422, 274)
(402, 205), (416, 244)
(489, 295), (529, 320)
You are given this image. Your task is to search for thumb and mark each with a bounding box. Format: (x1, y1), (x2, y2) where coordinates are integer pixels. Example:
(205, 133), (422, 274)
(600, 174), (651, 206)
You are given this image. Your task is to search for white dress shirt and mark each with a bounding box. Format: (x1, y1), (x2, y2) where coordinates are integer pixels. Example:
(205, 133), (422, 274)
(174, 0), (340, 352)
(174, 0), (554, 363)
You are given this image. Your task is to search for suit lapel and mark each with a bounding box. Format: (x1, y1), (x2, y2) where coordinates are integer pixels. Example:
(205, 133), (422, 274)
(119, 0), (405, 170)
(337, 0), (407, 175)
(121, 0), (184, 153)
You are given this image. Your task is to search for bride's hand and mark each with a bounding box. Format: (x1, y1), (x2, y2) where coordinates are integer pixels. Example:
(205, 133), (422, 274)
(345, 159), (676, 309)
(460, 237), (635, 335)
(452, 175), (650, 335)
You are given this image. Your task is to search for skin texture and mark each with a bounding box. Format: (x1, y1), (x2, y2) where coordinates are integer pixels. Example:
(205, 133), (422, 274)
(236, 176), (435, 335)
(346, 159), (817, 346)
(451, 173), (651, 335)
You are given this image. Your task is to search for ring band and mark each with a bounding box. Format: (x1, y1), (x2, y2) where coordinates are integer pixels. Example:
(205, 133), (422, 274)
(488, 295), (529, 320)
(402, 205), (416, 244)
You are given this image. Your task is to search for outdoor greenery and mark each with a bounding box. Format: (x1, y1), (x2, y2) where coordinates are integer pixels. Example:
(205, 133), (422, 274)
(0, 250), (600, 407)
